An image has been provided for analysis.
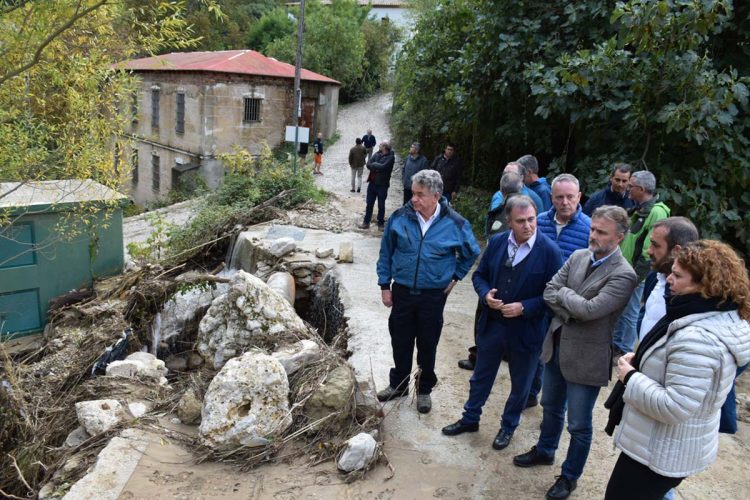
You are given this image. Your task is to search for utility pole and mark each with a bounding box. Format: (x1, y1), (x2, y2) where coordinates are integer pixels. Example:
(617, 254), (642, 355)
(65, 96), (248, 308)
(292, 0), (306, 175)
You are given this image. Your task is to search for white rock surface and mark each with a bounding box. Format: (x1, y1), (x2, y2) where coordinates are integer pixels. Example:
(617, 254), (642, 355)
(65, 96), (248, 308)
(75, 399), (128, 435)
(268, 237), (297, 257)
(337, 432), (378, 472)
(337, 241), (354, 263)
(159, 283), (228, 345)
(271, 339), (322, 375)
(63, 429), (150, 500)
(199, 351), (292, 450)
(197, 270), (310, 369)
(315, 247), (334, 259)
(106, 352), (168, 383)
(127, 401), (150, 418)
(266, 271), (296, 305)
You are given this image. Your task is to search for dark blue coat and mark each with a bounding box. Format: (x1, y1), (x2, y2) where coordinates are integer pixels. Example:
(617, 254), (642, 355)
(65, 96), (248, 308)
(472, 231), (564, 352)
(537, 204), (591, 260)
(583, 183), (635, 217)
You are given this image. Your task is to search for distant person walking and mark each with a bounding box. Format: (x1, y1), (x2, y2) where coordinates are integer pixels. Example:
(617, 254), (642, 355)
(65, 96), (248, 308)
(313, 132), (324, 175)
(362, 129), (377, 163)
(349, 138), (367, 192)
(359, 141), (395, 230)
(402, 142), (429, 204)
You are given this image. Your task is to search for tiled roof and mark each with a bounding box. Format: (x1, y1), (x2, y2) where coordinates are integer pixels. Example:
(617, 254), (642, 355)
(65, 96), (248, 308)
(118, 50), (340, 85)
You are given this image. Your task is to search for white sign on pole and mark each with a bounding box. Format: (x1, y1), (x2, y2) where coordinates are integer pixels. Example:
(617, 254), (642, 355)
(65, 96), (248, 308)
(285, 126), (310, 143)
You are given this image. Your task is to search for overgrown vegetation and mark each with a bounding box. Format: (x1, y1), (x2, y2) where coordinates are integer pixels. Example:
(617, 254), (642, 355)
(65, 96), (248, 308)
(165, 146), (326, 262)
(393, 0), (750, 256)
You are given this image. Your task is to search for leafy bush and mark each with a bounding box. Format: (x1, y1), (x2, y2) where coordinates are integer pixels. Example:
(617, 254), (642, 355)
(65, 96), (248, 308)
(165, 146), (325, 260)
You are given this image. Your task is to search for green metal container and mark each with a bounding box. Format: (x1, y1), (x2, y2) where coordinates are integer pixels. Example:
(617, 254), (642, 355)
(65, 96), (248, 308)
(0, 180), (127, 340)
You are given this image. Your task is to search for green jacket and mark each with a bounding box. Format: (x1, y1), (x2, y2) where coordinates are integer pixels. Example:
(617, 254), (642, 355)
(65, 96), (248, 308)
(620, 197), (670, 281)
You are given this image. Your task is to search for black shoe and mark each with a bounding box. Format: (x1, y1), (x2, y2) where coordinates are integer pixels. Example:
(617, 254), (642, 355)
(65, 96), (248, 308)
(525, 396), (539, 409)
(441, 420), (479, 436)
(356, 188), (361, 192)
(417, 394), (431, 414)
(350, 189), (355, 192)
(513, 446), (554, 468)
(492, 429), (513, 450)
(546, 476), (577, 500)
(457, 358), (475, 370)
(376, 386), (407, 402)
(358, 222), (370, 230)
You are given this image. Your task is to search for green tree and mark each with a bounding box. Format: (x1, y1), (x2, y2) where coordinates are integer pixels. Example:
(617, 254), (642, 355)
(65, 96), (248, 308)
(184, 0), (280, 51)
(393, 0), (750, 255)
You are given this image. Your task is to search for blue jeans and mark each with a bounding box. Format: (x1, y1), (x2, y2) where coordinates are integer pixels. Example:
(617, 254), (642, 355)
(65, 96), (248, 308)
(612, 281), (644, 353)
(364, 183), (388, 225)
(537, 344), (601, 481)
(529, 359), (544, 400)
(719, 363), (748, 434)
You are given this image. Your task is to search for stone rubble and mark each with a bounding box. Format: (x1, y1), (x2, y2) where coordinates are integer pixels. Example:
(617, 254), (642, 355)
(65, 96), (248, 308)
(271, 339), (323, 376)
(177, 388), (203, 425)
(304, 365), (356, 429)
(337, 241), (354, 263)
(105, 351), (168, 385)
(75, 399), (128, 436)
(196, 270), (311, 370)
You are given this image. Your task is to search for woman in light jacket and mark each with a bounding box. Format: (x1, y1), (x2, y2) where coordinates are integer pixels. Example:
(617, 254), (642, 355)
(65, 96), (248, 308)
(605, 240), (750, 499)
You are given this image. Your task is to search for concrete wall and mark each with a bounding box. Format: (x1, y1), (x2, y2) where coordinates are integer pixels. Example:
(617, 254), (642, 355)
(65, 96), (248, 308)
(128, 71), (339, 204)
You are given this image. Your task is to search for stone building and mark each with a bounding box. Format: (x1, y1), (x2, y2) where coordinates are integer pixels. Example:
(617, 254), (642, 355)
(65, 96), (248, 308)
(120, 50), (340, 204)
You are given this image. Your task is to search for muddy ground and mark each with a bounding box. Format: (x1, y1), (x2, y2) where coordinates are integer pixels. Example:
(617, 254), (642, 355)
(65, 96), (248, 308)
(118, 93), (750, 499)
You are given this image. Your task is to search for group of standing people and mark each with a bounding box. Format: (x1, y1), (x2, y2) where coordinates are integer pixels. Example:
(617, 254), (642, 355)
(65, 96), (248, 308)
(373, 153), (750, 499)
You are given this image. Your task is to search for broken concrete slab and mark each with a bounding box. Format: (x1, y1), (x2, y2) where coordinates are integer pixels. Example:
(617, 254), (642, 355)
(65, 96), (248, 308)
(62, 429), (150, 500)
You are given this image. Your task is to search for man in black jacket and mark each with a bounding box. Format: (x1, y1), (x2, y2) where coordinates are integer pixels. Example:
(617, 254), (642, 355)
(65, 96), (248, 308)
(359, 141), (395, 230)
(431, 143), (461, 203)
(583, 163), (634, 216)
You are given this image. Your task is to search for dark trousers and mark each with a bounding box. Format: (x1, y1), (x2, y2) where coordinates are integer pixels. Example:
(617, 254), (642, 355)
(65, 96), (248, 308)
(388, 284), (448, 394)
(605, 452), (684, 500)
(403, 188), (413, 205)
(364, 183), (388, 225)
(461, 326), (540, 431)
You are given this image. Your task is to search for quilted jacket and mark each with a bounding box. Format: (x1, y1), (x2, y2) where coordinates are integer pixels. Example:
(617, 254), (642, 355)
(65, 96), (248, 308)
(614, 310), (750, 477)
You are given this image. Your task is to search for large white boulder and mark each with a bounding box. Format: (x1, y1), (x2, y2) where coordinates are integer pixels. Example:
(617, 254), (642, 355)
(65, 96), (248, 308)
(197, 270), (310, 369)
(271, 339), (322, 376)
(199, 351), (292, 449)
(337, 432), (378, 472)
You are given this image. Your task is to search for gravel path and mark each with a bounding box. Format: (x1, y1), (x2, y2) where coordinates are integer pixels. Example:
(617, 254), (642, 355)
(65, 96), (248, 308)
(311, 92), (404, 230)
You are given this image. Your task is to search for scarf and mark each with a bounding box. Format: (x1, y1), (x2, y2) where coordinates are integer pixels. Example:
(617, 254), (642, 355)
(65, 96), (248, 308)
(604, 293), (737, 435)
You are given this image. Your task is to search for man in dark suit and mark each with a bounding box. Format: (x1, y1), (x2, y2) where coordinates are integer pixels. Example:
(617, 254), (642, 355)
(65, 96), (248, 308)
(442, 195), (563, 451)
(513, 205), (637, 500)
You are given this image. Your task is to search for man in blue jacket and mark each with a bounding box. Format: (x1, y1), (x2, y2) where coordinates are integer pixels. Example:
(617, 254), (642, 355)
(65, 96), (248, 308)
(530, 173), (591, 408)
(376, 169), (481, 413)
(442, 195), (563, 451)
(490, 162), (544, 213)
(518, 154), (552, 211)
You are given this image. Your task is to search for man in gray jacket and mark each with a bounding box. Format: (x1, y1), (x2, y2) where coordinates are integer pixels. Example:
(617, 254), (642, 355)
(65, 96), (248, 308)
(402, 142), (429, 204)
(513, 205), (637, 500)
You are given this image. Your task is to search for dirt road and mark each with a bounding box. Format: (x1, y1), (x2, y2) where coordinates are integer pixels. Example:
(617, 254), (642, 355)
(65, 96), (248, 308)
(119, 93), (749, 499)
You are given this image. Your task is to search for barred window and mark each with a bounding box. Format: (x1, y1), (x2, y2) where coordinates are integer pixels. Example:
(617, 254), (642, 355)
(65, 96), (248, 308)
(131, 150), (139, 185)
(152, 154), (160, 193)
(151, 88), (160, 130)
(243, 97), (261, 122)
(176, 92), (185, 134)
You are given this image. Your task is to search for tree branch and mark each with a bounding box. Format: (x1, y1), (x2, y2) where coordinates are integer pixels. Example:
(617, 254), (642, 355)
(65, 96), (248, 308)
(0, 0), (111, 86)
